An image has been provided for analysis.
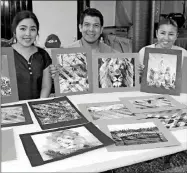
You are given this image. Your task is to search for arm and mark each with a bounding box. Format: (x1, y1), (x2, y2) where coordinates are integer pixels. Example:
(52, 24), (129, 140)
(40, 66), (52, 98)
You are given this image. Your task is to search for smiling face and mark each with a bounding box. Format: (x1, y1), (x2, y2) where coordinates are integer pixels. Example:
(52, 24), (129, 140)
(156, 24), (178, 49)
(15, 18), (38, 47)
(79, 15), (103, 44)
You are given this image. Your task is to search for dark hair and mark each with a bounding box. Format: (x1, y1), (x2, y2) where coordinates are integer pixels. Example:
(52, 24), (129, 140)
(11, 10), (39, 34)
(157, 18), (178, 32)
(80, 8), (104, 26)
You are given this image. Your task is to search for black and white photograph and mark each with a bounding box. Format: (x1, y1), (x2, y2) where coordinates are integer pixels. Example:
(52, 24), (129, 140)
(1, 103), (33, 128)
(51, 47), (92, 96)
(19, 122), (114, 167)
(92, 53), (140, 93)
(28, 97), (89, 129)
(119, 95), (186, 113)
(96, 119), (180, 152)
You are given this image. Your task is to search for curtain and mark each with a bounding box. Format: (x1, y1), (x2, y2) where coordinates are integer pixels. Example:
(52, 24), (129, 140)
(1, 0), (32, 40)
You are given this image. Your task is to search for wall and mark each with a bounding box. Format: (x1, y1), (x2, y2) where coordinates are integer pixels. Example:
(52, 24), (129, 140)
(90, 1), (116, 26)
(33, 1), (77, 48)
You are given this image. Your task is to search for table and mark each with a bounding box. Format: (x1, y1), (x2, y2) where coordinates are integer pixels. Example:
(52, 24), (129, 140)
(1, 91), (187, 172)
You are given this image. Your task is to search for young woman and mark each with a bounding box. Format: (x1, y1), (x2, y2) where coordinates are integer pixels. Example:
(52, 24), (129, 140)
(11, 10), (52, 100)
(139, 18), (187, 69)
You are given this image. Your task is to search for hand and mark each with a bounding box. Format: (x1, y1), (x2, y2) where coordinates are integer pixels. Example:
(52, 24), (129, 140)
(138, 64), (145, 76)
(49, 64), (59, 79)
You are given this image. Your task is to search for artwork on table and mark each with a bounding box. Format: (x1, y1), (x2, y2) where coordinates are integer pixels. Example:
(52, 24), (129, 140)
(181, 57), (187, 93)
(28, 97), (89, 130)
(1, 47), (18, 103)
(92, 53), (140, 93)
(96, 118), (180, 152)
(51, 47), (92, 96)
(1, 103), (33, 128)
(20, 122), (114, 167)
(78, 101), (143, 122)
(136, 108), (187, 130)
(2, 129), (17, 162)
(141, 48), (182, 95)
(119, 95), (186, 114)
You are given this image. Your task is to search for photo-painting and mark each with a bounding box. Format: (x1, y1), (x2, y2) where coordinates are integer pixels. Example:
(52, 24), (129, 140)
(31, 100), (82, 125)
(31, 126), (103, 161)
(56, 52), (89, 93)
(1, 106), (25, 124)
(147, 53), (176, 90)
(1, 55), (11, 97)
(108, 122), (168, 146)
(138, 109), (187, 130)
(98, 57), (135, 88)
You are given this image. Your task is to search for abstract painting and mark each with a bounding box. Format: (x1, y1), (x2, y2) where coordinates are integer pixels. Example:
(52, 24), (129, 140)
(119, 95), (186, 113)
(51, 47), (92, 96)
(78, 101), (140, 122)
(141, 48), (182, 95)
(19, 122), (114, 167)
(28, 96), (89, 130)
(92, 53), (140, 93)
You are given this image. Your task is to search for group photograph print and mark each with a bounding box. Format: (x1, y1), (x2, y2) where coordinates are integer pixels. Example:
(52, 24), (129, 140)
(1, 47), (18, 103)
(92, 53), (140, 93)
(19, 123), (114, 167)
(1, 103), (33, 128)
(78, 101), (144, 122)
(28, 97), (89, 130)
(96, 118), (180, 152)
(119, 95), (187, 114)
(141, 48), (182, 95)
(135, 108), (187, 131)
(51, 47), (93, 96)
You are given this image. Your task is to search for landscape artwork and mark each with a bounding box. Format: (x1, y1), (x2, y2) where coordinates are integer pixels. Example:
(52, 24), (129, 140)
(19, 123), (115, 167)
(1, 103), (33, 128)
(96, 119), (180, 152)
(51, 47), (92, 96)
(28, 97), (88, 129)
(92, 53), (140, 93)
(141, 48), (182, 95)
(119, 95), (186, 113)
(78, 101), (138, 122)
(137, 109), (187, 130)
(1, 106), (25, 124)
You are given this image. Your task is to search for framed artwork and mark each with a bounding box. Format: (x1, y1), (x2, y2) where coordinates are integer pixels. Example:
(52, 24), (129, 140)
(119, 95), (186, 114)
(1, 47), (18, 104)
(181, 57), (187, 93)
(78, 101), (143, 122)
(96, 118), (180, 152)
(141, 48), (182, 95)
(136, 108), (187, 131)
(92, 53), (140, 93)
(1, 103), (33, 128)
(28, 97), (89, 130)
(20, 122), (114, 167)
(51, 47), (93, 96)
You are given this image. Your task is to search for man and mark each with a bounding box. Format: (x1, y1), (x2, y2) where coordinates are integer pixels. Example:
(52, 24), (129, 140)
(50, 8), (118, 78)
(66, 8), (118, 53)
